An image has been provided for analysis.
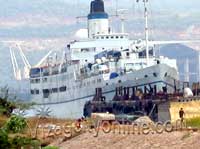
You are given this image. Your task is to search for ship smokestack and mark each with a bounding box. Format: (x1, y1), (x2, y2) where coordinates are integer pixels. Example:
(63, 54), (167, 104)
(88, 0), (109, 38)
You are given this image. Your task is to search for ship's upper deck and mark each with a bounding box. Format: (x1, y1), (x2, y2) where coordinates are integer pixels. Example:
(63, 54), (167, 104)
(70, 33), (132, 49)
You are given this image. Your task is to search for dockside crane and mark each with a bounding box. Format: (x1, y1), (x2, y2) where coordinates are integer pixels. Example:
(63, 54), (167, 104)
(1, 41), (31, 80)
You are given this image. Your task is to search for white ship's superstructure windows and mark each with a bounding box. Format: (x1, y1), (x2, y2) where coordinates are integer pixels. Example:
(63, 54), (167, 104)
(30, 68), (41, 78)
(30, 90), (34, 94)
(153, 72), (157, 77)
(43, 72), (49, 76)
(30, 89), (39, 95)
(35, 79), (40, 83)
(52, 70), (59, 75)
(35, 90), (39, 94)
(164, 72), (168, 77)
(61, 67), (67, 73)
(43, 89), (50, 98)
(60, 86), (66, 92)
(97, 79), (101, 83)
(42, 78), (47, 82)
(52, 88), (58, 93)
(31, 78), (40, 83)
(94, 34), (127, 40)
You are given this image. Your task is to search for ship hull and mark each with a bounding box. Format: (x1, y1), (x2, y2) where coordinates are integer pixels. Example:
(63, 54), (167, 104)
(30, 64), (179, 118)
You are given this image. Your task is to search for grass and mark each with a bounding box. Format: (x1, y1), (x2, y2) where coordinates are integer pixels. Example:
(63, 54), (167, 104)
(186, 117), (200, 128)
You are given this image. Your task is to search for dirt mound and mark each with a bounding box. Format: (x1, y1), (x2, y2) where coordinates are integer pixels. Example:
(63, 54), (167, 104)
(57, 131), (200, 149)
(134, 116), (154, 124)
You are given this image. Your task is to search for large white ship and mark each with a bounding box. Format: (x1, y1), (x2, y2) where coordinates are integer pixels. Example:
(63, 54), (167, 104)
(29, 0), (181, 118)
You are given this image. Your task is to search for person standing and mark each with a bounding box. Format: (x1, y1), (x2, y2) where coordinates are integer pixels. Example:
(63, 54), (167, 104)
(179, 108), (185, 122)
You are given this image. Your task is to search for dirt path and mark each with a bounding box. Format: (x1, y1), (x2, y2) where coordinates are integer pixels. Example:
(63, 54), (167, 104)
(54, 130), (200, 149)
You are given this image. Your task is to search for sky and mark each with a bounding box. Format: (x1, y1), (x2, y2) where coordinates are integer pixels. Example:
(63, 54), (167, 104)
(0, 0), (200, 15)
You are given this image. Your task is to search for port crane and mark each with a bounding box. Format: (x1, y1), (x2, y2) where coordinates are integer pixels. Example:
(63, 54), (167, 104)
(1, 41), (31, 80)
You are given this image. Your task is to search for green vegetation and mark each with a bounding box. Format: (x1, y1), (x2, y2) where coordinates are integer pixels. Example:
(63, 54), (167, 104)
(0, 98), (16, 116)
(0, 89), (62, 148)
(5, 115), (27, 133)
(0, 115), (41, 149)
(186, 117), (200, 128)
(0, 115), (42, 149)
(0, 89), (42, 148)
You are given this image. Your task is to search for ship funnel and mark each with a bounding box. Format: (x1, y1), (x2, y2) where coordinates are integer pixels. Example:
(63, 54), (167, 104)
(88, 0), (109, 38)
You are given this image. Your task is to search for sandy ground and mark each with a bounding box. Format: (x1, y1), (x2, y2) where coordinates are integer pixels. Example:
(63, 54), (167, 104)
(52, 130), (200, 149)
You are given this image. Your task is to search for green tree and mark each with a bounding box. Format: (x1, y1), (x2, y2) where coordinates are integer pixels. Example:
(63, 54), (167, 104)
(5, 115), (27, 133)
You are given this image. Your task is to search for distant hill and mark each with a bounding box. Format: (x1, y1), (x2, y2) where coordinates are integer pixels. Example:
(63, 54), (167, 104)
(158, 44), (198, 82)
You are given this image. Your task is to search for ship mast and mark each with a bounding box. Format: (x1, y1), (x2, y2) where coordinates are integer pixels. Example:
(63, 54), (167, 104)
(137, 0), (149, 66)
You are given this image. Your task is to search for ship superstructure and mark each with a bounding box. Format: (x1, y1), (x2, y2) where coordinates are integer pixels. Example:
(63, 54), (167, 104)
(29, 0), (179, 118)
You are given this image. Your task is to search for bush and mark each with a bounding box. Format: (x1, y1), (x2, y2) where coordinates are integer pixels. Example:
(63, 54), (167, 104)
(11, 136), (41, 149)
(0, 129), (10, 149)
(5, 115), (27, 133)
(0, 98), (16, 116)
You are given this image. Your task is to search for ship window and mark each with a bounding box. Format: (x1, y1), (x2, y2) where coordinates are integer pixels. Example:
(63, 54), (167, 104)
(35, 90), (39, 94)
(31, 90), (34, 94)
(35, 79), (40, 83)
(52, 88), (58, 93)
(97, 79), (101, 83)
(116, 36), (119, 39)
(111, 36), (114, 39)
(43, 89), (50, 98)
(164, 72), (168, 77)
(60, 86), (66, 92)
(144, 75), (148, 78)
(126, 52), (130, 57)
(153, 72), (157, 77)
(106, 36), (109, 39)
(52, 70), (59, 75)
(120, 36), (123, 39)
(43, 89), (49, 94)
(61, 67), (67, 73)
(42, 78), (47, 82)
(43, 72), (49, 76)
(101, 36), (104, 39)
